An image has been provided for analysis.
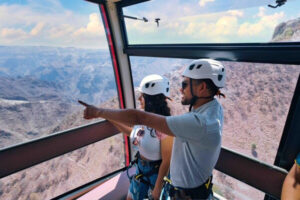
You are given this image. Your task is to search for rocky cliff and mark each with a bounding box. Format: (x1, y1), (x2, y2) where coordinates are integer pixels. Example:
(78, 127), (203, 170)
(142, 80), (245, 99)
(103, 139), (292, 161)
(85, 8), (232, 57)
(272, 17), (300, 42)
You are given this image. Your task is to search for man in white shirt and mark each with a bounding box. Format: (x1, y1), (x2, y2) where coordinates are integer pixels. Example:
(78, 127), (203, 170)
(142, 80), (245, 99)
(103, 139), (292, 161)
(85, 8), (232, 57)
(79, 59), (226, 200)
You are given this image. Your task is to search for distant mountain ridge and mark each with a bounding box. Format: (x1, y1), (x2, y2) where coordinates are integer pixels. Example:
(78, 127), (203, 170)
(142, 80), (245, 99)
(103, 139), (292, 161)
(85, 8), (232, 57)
(272, 17), (300, 42)
(0, 76), (65, 101)
(0, 46), (115, 104)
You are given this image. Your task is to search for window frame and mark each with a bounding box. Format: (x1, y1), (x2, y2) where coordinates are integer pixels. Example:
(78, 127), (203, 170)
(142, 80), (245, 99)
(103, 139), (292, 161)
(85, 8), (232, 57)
(1, 0), (299, 199)
(115, 1), (300, 199)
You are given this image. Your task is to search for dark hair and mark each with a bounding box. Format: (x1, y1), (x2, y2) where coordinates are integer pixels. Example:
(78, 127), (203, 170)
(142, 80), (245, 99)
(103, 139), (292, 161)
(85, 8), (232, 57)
(143, 93), (171, 116)
(143, 93), (171, 137)
(195, 79), (225, 98)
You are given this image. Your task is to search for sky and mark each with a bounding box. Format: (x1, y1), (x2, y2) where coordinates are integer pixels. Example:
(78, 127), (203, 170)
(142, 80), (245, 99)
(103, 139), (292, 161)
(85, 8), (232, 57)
(0, 0), (299, 49)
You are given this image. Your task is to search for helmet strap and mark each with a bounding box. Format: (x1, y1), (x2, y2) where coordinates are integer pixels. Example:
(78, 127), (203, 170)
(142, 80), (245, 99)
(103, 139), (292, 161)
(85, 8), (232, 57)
(189, 96), (197, 112)
(189, 79), (196, 111)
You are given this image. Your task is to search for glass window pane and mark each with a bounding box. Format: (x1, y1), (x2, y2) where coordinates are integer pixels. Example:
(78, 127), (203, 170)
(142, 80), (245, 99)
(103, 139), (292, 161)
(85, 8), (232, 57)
(222, 61), (299, 164)
(0, 0), (119, 148)
(0, 134), (125, 200)
(130, 56), (299, 199)
(131, 56), (299, 165)
(123, 0), (300, 44)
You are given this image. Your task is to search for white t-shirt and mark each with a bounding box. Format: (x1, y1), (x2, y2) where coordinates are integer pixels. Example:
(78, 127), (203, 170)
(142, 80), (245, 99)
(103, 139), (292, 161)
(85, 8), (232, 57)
(166, 99), (223, 188)
(130, 125), (162, 161)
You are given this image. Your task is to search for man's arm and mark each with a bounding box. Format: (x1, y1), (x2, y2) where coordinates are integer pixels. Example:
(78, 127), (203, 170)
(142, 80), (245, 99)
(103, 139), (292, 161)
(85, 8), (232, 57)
(78, 100), (174, 136)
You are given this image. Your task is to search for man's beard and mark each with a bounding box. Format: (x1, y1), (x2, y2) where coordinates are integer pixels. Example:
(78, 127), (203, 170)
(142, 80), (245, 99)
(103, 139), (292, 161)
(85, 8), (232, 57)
(181, 97), (191, 105)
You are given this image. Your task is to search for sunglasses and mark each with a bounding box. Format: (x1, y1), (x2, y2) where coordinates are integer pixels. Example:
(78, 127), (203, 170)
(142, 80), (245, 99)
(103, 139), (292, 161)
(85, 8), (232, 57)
(181, 81), (188, 90)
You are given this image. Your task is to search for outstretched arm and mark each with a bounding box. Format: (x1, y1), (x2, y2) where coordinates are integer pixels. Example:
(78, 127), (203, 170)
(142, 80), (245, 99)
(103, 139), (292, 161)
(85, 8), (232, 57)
(78, 100), (174, 136)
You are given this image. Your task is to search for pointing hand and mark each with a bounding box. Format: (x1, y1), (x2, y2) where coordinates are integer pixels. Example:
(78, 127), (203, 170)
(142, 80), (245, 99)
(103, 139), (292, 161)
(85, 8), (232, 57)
(78, 100), (101, 119)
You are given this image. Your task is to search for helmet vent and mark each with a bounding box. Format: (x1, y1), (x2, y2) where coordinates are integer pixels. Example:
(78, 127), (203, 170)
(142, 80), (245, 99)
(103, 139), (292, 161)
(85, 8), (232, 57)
(196, 64), (202, 69)
(166, 88), (169, 92)
(222, 68), (224, 72)
(218, 75), (223, 81)
(189, 64), (195, 70)
(145, 83), (150, 88)
(151, 83), (155, 87)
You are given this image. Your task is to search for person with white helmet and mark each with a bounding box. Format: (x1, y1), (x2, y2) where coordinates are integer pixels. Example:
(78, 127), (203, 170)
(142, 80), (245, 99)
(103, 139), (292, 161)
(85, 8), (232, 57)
(107, 74), (173, 200)
(78, 59), (226, 200)
(160, 59), (226, 199)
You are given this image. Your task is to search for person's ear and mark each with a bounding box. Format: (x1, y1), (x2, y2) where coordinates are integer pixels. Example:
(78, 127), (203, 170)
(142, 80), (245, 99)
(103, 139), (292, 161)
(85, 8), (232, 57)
(201, 81), (207, 90)
(195, 81), (205, 96)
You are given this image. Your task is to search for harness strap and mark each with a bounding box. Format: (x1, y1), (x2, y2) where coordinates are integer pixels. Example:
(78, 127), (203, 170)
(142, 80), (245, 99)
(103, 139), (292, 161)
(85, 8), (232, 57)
(126, 152), (161, 189)
(133, 174), (155, 188)
(163, 176), (172, 184)
(163, 175), (213, 198)
(205, 176), (212, 189)
(134, 160), (160, 189)
(126, 152), (139, 180)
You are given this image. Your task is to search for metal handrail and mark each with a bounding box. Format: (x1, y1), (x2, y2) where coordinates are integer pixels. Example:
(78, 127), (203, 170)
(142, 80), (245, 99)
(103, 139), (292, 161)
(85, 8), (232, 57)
(216, 147), (287, 199)
(0, 120), (119, 178)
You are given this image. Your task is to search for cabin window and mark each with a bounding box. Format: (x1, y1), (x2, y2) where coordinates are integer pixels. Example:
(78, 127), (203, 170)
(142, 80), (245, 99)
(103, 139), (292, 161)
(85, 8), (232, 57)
(131, 56), (300, 164)
(0, 1), (119, 147)
(0, 1), (126, 199)
(221, 61), (299, 165)
(123, 0), (300, 44)
(130, 56), (299, 199)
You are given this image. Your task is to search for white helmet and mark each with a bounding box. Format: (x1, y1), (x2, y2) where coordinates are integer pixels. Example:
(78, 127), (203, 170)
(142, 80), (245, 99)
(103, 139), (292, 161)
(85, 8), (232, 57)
(138, 74), (170, 97)
(182, 59), (226, 88)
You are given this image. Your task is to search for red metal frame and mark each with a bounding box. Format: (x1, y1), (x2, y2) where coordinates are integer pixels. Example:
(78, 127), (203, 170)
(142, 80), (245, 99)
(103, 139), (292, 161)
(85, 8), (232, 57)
(100, 4), (130, 166)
